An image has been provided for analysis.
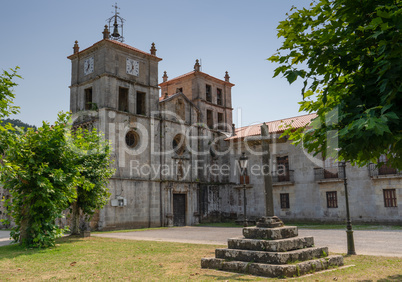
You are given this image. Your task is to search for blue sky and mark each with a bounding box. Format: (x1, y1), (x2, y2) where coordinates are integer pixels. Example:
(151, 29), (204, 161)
(1, 0), (311, 127)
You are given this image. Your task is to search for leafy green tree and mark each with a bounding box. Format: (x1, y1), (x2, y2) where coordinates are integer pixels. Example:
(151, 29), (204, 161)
(1, 113), (114, 247)
(0, 68), (20, 119)
(0, 68), (114, 246)
(1, 113), (80, 247)
(69, 126), (114, 235)
(269, 0), (402, 168)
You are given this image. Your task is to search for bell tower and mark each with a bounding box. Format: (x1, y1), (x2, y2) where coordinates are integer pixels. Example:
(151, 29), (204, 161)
(67, 7), (164, 230)
(107, 3), (125, 42)
(67, 12), (162, 115)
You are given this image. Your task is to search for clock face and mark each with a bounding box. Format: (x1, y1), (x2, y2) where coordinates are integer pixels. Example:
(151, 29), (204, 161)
(84, 57), (94, 75)
(126, 58), (139, 76)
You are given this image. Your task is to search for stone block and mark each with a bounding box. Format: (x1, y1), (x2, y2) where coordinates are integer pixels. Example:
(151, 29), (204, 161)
(200, 258), (223, 269)
(228, 236), (314, 252)
(215, 246), (328, 264)
(243, 226), (298, 240)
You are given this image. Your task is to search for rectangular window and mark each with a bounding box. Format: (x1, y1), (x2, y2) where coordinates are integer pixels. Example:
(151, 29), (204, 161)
(118, 87), (129, 112)
(207, 109), (213, 129)
(137, 91), (146, 115)
(277, 156), (290, 182)
(206, 85), (212, 102)
(383, 189), (397, 207)
(217, 88), (222, 105)
(326, 191), (338, 208)
(84, 88), (92, 110)
(280, 193), (290, 209)
(217, 112), (223, 129)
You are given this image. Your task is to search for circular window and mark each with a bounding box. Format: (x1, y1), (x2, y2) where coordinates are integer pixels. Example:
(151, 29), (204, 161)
(125, 130), (139, 148)
(172, 134), (186, 155)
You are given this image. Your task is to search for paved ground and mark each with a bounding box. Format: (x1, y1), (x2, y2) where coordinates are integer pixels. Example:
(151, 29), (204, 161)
(2, 227), (402, 257)
(0, 230), (12, 247)
(91, 226), (402, 257)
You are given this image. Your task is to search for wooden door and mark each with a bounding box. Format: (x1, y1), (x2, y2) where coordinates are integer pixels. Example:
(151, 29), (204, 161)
(173, 194), (186, 226)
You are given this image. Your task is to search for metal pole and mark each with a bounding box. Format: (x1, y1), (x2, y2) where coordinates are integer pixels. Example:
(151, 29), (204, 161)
(342, 161), (356, 255)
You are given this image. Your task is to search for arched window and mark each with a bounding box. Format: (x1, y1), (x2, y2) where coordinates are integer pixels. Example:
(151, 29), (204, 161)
(172, 134), (186, 155)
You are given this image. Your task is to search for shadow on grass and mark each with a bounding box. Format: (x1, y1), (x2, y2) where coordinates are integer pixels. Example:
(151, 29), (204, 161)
(377, 274), (402, 282)
(0, 235), (85, 261)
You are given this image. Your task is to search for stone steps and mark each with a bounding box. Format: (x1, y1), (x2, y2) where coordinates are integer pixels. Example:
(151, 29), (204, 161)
(201, 255), (344, 278)
(201, 217), (344, 278)
(215, 246), (328, 264)
(243, 226), (298, 240)
(228, 236), (314, 252)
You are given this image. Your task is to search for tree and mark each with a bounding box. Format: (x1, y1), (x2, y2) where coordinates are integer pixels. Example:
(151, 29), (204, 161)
(0, 68), (114, 247)
(0, 68), (20, 119)
(69, 126), (114, 235)
(269, 0), (402, 168)
(1, 113), (114, 247)
(1, 113), (80, 247)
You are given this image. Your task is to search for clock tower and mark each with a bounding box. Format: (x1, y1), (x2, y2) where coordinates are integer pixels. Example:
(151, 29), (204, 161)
(68, 17), (163, 229)
(68, 25), (162, 115)
(67, 6), (235, 230)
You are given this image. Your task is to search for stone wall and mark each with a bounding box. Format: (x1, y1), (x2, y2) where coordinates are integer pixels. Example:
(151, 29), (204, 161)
(201, 138), (402, 224)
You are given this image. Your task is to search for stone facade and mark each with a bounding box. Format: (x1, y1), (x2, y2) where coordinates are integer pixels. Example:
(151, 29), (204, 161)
(206, 124), (402, 224)
(67, 34), (235, 230)
(1, 28), (401, 230)
(63, 31), (402, 228)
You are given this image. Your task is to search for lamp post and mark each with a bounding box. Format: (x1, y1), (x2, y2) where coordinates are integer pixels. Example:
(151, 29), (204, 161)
(340, 161), (356, 255)
(239, 152), (249, 227)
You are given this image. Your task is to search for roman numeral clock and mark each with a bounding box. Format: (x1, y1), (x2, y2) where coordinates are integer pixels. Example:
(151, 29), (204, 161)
(84, 57), (94, 75)
(126, 58), (139, 76)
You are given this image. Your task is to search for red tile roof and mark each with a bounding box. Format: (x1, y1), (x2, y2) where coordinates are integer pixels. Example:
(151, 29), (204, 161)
(227, 113), (317, 140)
(67, 39), (162, 61)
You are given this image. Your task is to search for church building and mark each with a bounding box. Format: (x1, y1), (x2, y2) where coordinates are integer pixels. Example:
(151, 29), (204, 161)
(1, 10), (401, 230)
(67, 15), (236, 229)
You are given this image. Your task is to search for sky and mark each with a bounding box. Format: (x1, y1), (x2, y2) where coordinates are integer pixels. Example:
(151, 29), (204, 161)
(1, 0), (312, 128)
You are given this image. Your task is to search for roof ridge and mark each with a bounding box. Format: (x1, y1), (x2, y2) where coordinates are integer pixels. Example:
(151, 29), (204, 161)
(67, 39), (162, 61)
(235, 112), (316, 131)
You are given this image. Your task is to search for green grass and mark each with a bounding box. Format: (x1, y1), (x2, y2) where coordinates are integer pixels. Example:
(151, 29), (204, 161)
(0, 236), (401, 281)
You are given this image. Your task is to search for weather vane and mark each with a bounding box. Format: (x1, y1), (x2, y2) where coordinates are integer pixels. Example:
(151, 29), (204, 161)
(106, 3), (125, 42)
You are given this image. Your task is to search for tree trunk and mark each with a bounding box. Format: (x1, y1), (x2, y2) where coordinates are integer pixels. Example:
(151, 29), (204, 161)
(19, 204), (30, 245)
(70, 201), (80, 235)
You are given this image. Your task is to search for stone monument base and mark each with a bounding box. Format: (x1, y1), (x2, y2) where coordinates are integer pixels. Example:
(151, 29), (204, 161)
(201, 217), (344, 278)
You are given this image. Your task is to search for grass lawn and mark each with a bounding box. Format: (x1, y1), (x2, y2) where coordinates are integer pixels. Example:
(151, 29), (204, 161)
(0, 236), (401, 281)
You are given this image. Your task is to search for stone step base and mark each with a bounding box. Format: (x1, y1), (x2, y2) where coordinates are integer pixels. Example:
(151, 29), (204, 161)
(243, 226), (298, 240)
(201, 255), (344, 278)
(228, 236), (314, 252)
(216, 246), (328, 264)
